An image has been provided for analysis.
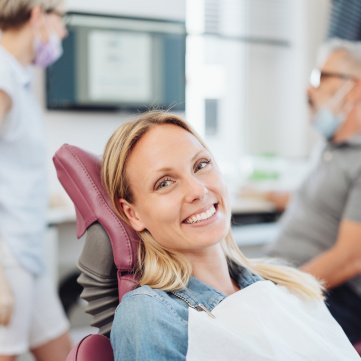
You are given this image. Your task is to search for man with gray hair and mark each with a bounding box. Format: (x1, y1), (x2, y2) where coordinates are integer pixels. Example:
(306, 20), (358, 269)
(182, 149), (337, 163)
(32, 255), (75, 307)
(267, 39), (361, 344)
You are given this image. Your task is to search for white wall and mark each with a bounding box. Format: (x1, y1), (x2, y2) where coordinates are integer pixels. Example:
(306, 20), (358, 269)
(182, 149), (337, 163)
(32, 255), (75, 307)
(261, 0), (330, 158)
(219, 0), (329, 159)
(38, 0), (185, 198)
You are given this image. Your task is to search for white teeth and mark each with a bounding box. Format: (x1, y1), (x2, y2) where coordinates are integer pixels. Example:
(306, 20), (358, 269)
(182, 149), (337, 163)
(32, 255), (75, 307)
(185, 205), (216, 224)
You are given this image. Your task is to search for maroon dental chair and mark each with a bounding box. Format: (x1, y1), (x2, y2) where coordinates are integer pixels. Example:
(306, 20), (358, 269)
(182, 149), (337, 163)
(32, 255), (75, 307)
(53, 144), (140, 361)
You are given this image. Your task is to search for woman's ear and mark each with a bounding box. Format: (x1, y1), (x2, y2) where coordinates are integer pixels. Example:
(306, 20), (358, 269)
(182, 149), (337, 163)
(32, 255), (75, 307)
(119, 199), (145, 232)
(29, 5), (48, 41)
(29, 5), (43, 28)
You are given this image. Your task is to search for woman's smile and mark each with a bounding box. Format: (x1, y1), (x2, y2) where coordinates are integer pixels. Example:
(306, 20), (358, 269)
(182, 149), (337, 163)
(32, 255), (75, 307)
(183, 204), (217, 224)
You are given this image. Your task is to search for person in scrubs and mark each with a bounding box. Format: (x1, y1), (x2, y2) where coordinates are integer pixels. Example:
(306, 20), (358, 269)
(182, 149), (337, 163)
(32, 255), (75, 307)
(0, 1), (71, 360)
(102, 110), (359, 361)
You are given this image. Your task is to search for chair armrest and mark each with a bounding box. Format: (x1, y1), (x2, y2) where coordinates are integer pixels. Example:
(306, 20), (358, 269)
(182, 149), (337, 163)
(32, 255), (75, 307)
(66, 334), (113, 361)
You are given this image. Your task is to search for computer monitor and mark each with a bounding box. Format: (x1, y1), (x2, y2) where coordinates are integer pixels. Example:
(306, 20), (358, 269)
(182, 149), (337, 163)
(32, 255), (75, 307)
(46, 12), (186, 111)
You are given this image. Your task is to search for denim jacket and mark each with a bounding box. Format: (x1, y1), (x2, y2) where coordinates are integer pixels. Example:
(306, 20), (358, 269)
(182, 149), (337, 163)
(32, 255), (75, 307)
(110, 264), (261, 361)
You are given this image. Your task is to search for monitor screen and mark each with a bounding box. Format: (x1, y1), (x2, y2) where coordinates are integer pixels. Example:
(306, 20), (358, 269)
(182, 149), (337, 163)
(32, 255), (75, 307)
(46, 12), (186, 111)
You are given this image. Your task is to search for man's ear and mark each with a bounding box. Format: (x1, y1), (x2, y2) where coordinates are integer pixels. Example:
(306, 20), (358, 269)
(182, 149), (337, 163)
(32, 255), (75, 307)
(353, 79), (361, 98)
(343, 79), (361, 112)
(118, 199), (145, 232)
(349, 79), (361, 128)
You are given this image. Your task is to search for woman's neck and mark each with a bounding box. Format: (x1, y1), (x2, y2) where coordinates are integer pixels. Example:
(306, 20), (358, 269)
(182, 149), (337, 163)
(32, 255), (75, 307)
(188, 244), (240, 296)
(1, 29), (33, 66)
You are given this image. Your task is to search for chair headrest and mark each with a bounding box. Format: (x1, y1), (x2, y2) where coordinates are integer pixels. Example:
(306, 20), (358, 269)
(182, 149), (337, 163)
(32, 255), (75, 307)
(53, 144), (139, 273)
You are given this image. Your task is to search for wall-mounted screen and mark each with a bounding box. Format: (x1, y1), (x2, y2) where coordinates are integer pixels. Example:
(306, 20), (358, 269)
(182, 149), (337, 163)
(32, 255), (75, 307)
(46, 12), (186, 111)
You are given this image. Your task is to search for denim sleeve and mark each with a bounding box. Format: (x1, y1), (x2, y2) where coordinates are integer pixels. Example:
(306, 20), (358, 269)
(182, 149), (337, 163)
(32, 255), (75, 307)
(110, 292), (187, 361)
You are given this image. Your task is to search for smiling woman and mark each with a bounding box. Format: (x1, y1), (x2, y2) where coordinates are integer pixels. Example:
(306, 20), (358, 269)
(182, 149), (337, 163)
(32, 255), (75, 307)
(102, 111), (360, 361)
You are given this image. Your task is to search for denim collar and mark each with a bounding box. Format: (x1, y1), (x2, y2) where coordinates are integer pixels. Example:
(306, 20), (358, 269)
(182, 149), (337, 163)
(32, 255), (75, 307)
(172, 263), (262, 312)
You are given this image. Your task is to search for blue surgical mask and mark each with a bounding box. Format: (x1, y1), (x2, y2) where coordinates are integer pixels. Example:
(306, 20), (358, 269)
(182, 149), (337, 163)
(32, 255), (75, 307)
(311, 80), (354, 140)
(312, 107), (344, 140)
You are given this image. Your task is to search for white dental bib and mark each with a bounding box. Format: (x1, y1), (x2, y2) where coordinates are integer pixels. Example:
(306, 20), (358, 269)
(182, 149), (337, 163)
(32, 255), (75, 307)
(186, 281), (359, 360)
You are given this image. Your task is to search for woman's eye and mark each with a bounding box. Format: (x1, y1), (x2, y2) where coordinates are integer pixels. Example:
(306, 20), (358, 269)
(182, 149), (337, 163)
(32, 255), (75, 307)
(156, 178), (174, 190)
(195, 159), (211, 172)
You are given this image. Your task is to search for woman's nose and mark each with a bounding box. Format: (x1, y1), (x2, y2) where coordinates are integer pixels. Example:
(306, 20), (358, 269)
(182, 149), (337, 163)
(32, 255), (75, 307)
(183, 176), (208, 203)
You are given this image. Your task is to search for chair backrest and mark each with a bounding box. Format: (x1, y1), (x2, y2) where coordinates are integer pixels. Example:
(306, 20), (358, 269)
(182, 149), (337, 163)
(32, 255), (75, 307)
(53, 144), (141, 361)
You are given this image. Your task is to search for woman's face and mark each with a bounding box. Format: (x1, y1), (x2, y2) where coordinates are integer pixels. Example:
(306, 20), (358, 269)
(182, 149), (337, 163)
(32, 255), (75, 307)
(32, 3), (67, 43)
(120, 124), (231, 256)
(42, 4), (68, 41)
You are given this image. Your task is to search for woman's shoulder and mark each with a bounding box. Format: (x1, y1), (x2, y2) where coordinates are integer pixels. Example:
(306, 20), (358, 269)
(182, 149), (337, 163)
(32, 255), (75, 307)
(120, 284), (171, 306)
(114, 285), (188, 325)
(111, 285), (189, 360)
(123, 284), (163, 298)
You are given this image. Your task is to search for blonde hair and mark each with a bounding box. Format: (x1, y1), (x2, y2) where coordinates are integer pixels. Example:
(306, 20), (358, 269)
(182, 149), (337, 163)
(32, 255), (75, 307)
(0, 0), (63, 30)
(102, 111), (323, 300)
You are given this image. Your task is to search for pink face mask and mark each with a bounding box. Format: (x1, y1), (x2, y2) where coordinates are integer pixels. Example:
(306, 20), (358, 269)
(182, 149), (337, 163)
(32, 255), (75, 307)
(33, 32), (63, 68)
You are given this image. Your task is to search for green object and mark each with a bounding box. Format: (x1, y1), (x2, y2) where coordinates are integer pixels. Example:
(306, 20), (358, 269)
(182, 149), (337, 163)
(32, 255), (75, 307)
(249, 169), (280, 181)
